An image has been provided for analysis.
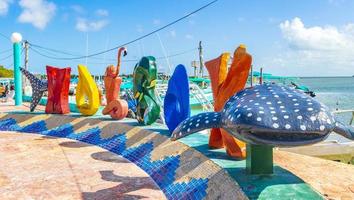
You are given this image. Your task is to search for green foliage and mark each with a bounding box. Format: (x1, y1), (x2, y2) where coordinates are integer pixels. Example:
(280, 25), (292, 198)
(0, 66), (14, 78)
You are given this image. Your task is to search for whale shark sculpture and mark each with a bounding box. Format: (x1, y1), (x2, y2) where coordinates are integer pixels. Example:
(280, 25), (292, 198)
(171, 83), (354, 146)
(20, 67), (48, 112)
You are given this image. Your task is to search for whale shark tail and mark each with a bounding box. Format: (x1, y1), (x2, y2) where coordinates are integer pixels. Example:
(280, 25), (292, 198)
(333, 121), (354, 140)
(171, 112), (222, 140)
(20, 67), (48, 112)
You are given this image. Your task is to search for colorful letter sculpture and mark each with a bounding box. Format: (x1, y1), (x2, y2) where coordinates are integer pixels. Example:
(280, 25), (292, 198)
(133, 56), (161, 125)
(45, 66), (71, 114)
(20, 67), (48, 112)
(205, 45), (252, 158)
(164, 64), (191, 133)
(171, 83), (354, 144)
(102, 47), (129, 119)
(76, 64), (100, 116)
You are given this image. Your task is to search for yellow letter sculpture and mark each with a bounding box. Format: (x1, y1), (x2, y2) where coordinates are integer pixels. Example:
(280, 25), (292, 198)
(76, 64), (99, 115)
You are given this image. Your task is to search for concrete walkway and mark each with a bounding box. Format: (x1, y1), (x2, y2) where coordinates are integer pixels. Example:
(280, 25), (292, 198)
(0, 132), (166, 200)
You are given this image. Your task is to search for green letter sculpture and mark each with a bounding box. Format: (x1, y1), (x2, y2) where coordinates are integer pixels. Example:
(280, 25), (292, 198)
(133, 56), (161, 125)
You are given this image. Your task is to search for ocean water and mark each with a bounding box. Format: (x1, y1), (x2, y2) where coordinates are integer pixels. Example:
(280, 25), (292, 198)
(298, 77), (354, 124)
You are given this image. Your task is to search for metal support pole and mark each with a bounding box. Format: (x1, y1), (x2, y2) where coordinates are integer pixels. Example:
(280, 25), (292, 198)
(11, 33), (23, 106)
(245, 71), (274, 175)
(250, 65), (253, 87)
(246, 144), (273, 174)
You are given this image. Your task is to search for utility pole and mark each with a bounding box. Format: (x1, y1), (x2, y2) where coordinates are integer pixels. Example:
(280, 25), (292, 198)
(23, 40), (29, 88)
(24, 40), (29, 71)
(198, 41), (204, 78)
(191, 61), (198, 77)
(23, 40), (29, 89)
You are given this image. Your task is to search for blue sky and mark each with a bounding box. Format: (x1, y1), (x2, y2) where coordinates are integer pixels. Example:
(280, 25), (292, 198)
(1, 0), (354, 76)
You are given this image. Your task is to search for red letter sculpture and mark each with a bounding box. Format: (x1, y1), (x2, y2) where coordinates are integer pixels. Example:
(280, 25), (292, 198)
(45, 66), (71, 114)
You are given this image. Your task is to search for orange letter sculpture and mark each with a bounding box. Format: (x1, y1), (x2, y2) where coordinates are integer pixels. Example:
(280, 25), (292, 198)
(205, 45), (252, 158)
(102, 47), (129, 120)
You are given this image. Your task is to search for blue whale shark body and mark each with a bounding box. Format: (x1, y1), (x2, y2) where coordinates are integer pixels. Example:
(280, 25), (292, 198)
(171, 83), (354, 146)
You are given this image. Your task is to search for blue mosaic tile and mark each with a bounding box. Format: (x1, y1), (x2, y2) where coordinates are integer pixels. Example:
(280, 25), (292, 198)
(148, 155), (180, 189)
(98, 133), (127, 154)
(0, 118), (19, 131)
(41, 123), (74, 138)
(69, 127), (101, 142)
(164, 178), (208, 200)
(21, 120), (47, 133)
(122, 142), (153, 163)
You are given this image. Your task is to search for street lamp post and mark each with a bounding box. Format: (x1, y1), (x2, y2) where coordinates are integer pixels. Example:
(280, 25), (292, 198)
(11, 32), (23, 106)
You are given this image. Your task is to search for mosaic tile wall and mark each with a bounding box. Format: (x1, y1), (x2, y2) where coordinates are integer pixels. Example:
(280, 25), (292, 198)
(0, 113), (247, 200)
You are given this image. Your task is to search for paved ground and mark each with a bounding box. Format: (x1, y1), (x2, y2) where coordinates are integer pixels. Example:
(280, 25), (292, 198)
(0, 132), (166, 200)
(275, 150), (354, 200)
(0, 102), (45, 112)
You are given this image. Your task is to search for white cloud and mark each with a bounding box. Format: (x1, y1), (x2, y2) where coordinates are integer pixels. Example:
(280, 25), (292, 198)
(280, 17), (350, 51)
(75, 18), (108, 32)
(265, 17), (354, 76)
(185, 34), (194, 40)
(95, 9), (108, 17)
(18, 0), (56, 30)
(0, 0), (12, 16)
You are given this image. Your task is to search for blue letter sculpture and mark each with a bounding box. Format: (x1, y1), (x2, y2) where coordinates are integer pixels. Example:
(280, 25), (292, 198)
(164, 64), (191, 134)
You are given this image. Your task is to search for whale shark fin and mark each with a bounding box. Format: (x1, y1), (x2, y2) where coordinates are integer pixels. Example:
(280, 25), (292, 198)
(20, 67), (48, 112)
(333, 121), (354, 140)
(171, 112), (222, 140)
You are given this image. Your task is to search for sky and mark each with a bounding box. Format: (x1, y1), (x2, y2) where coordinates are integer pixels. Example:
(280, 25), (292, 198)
(0, 0), (354, 77)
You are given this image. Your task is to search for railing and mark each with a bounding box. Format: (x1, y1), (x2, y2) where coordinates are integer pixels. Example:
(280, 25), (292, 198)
(189, 83), (213, 111)
(155, 82), (214, 112)
(333, 110), (354, 125)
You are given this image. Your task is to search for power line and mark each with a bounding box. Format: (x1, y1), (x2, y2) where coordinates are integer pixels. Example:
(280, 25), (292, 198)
(0, 48), (24, 66)
(0, 53), (12, 61)
(89, 48), (198, 65)
(27, 0), (218, 60)
(30, 45), (197, 64)
(29, 43), (117, 62)
(0, 32), (11, 42)
(0, 48), (12, 54)
(29, 43), (81, 57)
